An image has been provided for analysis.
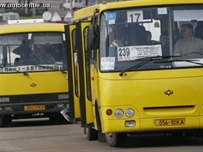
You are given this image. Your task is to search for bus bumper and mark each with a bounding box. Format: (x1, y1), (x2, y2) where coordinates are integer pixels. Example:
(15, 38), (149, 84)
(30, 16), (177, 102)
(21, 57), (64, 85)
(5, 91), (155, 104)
(0, 100), (69, 116)
(102, 116), (203, 133)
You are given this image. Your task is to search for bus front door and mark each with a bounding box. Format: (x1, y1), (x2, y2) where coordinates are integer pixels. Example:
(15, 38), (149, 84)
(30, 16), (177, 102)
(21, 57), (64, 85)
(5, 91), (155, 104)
(65, 24), (81, 122)
(76, 21), (95, 131)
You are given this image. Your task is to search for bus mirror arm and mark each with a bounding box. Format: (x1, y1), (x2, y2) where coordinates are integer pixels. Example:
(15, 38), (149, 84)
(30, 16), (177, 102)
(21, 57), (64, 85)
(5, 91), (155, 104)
(87, 24), (100, 50)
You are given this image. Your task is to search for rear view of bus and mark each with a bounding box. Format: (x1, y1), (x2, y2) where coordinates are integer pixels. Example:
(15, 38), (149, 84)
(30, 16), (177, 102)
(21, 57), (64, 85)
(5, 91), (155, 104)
(0, 23), (68, 127)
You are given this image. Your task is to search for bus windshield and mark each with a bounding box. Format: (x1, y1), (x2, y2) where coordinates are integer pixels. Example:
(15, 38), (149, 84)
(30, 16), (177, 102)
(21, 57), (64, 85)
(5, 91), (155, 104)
(0, 32), (67, 73)
(100, 5), (203, 72)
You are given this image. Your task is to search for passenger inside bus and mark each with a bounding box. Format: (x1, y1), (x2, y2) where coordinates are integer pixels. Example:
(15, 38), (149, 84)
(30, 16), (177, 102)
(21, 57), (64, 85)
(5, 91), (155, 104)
(125, 23), (137, 45)
(174, 23), (203, 57)
(125, 24), (148, 46)
(160, 30), (169, 56)
(13, 39), (34, 65)
(32, 47), (55, 64)
(146, 30), (158, 45)
(108, 27), (126, 58)
(110, 28), (125, 47)
(107, 23), (127, 47)
(132, 25), (148, 45)
(49, 44), (66, 63)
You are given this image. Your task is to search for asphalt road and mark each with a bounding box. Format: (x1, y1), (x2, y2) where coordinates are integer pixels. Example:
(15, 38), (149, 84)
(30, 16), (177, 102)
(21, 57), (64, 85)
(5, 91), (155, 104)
(0, 119), (203, 152)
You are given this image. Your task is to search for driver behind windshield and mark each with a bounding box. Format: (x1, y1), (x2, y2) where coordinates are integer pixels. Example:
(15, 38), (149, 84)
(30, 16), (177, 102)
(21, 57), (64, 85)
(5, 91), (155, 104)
(32, 47), (55, 64)
(174, 23), (203, 57)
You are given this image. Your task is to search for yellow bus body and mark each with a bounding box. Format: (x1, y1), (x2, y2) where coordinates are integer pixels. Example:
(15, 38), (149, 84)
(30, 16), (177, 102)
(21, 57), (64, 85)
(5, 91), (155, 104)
(0, 71), (67, 95)
(66, 0), (203, 147)
(0, 23), (69, 126)
(0, 23), (65, 34)
(99, 68), (203, 132)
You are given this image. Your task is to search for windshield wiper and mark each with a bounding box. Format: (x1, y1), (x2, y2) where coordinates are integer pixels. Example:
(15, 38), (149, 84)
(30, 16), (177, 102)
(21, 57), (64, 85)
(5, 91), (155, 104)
(119, 56), (162, 76)
(154, 59), (203, 66)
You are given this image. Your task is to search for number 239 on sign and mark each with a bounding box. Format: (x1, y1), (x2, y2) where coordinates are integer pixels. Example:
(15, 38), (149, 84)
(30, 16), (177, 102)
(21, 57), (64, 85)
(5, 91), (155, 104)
(118, 47), (131, 61)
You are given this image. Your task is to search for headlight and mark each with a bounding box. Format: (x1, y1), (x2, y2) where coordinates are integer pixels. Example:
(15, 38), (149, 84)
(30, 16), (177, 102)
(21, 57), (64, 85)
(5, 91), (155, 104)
(4, 107), (13, 111)
(57, 103), (65, 108)
(125, 108), (134, 117)
(115, 109), (124, 118)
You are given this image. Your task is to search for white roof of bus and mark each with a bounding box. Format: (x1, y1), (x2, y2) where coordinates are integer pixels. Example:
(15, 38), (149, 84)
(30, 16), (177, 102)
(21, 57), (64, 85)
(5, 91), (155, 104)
(7, 19), (44, 24)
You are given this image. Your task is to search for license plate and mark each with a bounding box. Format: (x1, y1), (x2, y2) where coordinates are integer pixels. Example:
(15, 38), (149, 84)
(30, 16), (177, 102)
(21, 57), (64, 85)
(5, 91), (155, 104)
(24, 105), (45, 111)
(155, 118), (186, 126)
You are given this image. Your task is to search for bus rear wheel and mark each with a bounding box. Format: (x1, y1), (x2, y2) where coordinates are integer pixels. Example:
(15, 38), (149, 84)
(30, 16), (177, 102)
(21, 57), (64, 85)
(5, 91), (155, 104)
(105, 133), (127, 147)
(0, 115), (11, 127)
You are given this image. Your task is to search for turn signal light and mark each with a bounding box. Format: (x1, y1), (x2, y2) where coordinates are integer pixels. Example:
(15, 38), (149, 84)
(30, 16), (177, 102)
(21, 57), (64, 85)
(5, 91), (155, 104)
(106, 109), (113, 116)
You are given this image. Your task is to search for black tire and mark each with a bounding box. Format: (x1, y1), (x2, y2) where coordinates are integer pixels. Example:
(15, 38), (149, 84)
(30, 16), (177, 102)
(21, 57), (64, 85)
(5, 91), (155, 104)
(98, 131), (106, 142)
(87, 127), (98, 141)
(105, 133), (127, 147)
(0, 115), (12, 127)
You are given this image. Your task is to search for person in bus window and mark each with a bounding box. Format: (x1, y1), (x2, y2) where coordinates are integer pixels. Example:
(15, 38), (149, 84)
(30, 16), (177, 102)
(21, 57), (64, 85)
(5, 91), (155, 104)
(33, 47), (55, 64)
(124, 24), (148, 45)
(13, 39), (34, 64)
(174, 23), (203, 57)
(160, 30), (169, 56)
(50, 44), (66, 63)
(108, 28), (125, 57)
(110, 28), (125, 47)
(146, 30), (158, 45)
(107, 23), (128, 47)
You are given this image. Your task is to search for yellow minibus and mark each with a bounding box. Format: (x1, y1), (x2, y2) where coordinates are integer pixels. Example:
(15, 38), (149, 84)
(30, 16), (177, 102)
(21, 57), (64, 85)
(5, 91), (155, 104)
(65, 0), (203, 147)
(0, 22), (69, 126)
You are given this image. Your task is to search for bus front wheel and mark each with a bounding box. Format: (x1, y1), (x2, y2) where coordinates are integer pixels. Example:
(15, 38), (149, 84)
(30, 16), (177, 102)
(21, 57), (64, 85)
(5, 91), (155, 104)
(0, 115), (11, 127)
(105, 133), (127, 147)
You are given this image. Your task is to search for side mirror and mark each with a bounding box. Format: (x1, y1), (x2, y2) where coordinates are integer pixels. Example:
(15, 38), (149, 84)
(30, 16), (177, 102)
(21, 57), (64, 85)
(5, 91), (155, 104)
(87, 24), (99, 50)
